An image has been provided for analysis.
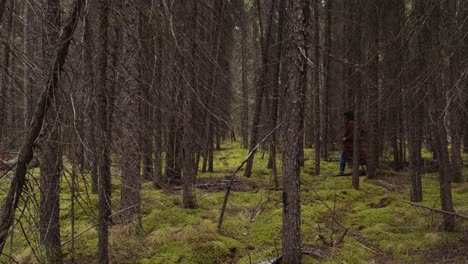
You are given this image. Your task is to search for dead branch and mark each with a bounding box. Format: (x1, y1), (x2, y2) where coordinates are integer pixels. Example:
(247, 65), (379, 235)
(402, 200), (468, 221)
(218, 123), (282, 231)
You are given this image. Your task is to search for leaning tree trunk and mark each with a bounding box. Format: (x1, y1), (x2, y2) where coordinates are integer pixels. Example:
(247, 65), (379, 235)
(0, 0), (83, 255)
(38, 0), (63, 261)
(281, 0), (306, 261)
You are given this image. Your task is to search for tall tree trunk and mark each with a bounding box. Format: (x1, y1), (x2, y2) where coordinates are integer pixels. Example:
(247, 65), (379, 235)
(321, 0), (332, 161)
(82, 6), (99, 193)
(244, 0), (274, 177)
(120, 0), (142, 224)
(312, 0), (321, 175)
(38, 0), (63, 261)
(430, 0), (455, 232)
(23, 0), (35, 128)
(181, 1), (198, 209)
(349, 0), (362, 189)
(281, 0), (305, 261)
(382, 0), (405, 170)
(408, 0), (429, 202)
(364, 1), (379, 179)
(97, 0), (112, 262)
(238, 0), (249, 149)
(140, 0), (155, 182)
(446, 0), (463, 183)
(0, 0), (13, 149)
(267, 0), (285, 189)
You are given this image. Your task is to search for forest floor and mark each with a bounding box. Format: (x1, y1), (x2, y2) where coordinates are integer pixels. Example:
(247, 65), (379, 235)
(1, 142), (468, 263)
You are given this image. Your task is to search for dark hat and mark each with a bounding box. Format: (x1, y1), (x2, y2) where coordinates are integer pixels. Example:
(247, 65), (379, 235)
(344, 111), (354, 120)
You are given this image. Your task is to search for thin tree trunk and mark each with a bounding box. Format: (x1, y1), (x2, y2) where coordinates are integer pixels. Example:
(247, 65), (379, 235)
(97, 0), (112, 262)
(312, 0), (321, 175)
(321, 0), (332, 161)
(23, 1), (34, 128)
(244, 0), (274, 177)
(350, 0), (362, 190)
(238, 0), (249, 149)
(267, 0), (285, 189)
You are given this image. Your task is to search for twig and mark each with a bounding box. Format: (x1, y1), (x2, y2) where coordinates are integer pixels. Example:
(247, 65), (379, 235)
(218, 123), (282, 231)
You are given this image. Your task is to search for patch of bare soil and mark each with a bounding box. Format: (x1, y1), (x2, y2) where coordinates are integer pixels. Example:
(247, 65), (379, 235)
(351, 233), (401, 264)
(419, 234), (468, 264)
(364, 175), (409, 192)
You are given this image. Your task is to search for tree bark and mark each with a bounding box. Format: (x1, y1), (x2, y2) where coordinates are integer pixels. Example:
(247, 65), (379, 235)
(38, 0), (63, 261)
(281, 0), (306, 261)
(267, 0), (285, 189)
(96, 0), (112, 262)
(181, 0), (198, 209)
(120, 0), (142, 224)
(244, 0), (274, 177)
(364, 1), (379, 179)
(238, 0), (249, 149)
(312, 0), (321, 175)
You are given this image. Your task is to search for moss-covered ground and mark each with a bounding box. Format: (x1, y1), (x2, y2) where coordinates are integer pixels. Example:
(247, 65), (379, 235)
(1, 142), (467, 263)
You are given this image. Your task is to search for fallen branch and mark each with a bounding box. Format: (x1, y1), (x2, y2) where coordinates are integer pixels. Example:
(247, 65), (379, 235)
(0, 0), (84, 254)
(218, 123), (282, 231)
(402, 200), (468, 221)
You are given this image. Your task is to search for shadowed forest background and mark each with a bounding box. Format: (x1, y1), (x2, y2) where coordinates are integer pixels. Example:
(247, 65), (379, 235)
(0, 0), (467, 263)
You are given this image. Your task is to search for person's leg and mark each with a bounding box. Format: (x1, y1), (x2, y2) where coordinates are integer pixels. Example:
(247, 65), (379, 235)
(339, 152), (346, 174)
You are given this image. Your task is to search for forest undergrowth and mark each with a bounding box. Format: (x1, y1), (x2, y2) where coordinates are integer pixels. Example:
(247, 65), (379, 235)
(1, 142), (467, 264)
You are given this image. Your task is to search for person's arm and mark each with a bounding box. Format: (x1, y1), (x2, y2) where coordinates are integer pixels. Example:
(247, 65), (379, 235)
(342, 121), (354, 142)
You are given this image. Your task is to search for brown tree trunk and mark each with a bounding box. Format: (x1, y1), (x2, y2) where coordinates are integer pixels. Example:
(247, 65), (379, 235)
(281, 0), (305, 261)
(181, 1), (198, 209)
(97, 0), (112, 262)
(244, 0), (274, 177)
(120, 0), (142, 224)
(382, 0), (405, 170)
(321, 0), (332, 161)
(364, 1), (379, 179)
(312, 0), (321, 175)
(430, 1), (455, 232)
(140, 0), (155, 182)
(238, 0), (249, 149)
(38, 0), (63, 261)
(267, 0), (285, 189)
(23, 0), (35, 128)
(82, 6), (99, 193)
